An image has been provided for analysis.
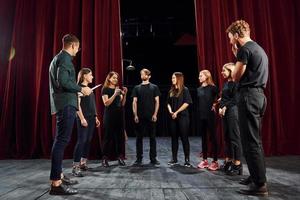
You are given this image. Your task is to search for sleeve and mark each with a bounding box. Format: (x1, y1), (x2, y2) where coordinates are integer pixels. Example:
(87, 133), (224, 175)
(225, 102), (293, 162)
(236, 47), (250, 65)
(131, 86), (138, 98)
(183, 87), (193, 104)
(154, 85), (161, 97)
(213, 86), (219, 100)
(101, 87), (109, 96)
(57, 61), (81, 92)
(167, 92), (171, 104)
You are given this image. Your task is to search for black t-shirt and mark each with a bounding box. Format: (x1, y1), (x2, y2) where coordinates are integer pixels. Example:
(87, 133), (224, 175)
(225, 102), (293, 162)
(101, 87), (122, 111)
(237, 41), (269, 88)
(197, 85), (218, 118)
(79, 84), (97, 118)
(220, 81), (238, 109)
(167, 87), (192, 118)
(131, 83), (161, 120)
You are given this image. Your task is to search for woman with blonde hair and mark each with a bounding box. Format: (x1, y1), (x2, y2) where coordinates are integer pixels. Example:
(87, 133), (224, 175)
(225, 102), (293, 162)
(101, 71), (127, 167)
(197, 69), (219, 171)
(167, 72), (193, 167)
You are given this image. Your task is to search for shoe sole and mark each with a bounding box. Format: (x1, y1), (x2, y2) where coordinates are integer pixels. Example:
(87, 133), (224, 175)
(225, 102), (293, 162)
(237, 190), (268, 196)
(49, 190), (78, 195)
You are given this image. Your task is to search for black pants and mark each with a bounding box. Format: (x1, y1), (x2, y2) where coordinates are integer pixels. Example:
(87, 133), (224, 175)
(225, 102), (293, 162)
(199, 116), (218, 161)
(50, 105), (76, 180)
(73, 116), (95, 162)
(238, 87), (267, 185)
(169, 116), (190, 161)
(103, 110), (124, 158)
(223, 106), (242, 161)
(135, 118), (157, 161)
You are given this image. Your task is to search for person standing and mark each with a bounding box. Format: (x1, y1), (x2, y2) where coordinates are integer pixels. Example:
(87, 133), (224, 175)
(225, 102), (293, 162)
(226, 20), (269, 196)
(167, 72), (193, 167)
(49, 34), (92, 195)
(132, 68), (160, 165)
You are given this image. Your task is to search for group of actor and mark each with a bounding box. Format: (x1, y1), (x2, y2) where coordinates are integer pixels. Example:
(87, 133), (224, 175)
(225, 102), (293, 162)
(49, 19), (269, 196)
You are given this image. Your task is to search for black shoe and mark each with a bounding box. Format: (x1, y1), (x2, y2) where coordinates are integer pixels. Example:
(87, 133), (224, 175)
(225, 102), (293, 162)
(72, 166), (84, 177)
(49, 184), (78, 195)
(226, 164), (243, 176)
(62, 175), (78, 185)
(167, 160), (178, 166)
(238, 183), (268, 196)
(184, 161), (192, 168)
(102, 159), (109, 167)
(220, 161), (232, 172)
(150, 159), (160, 165)
(118, 158), (126, 166)
(239, 176), (252, 185)
(133, 159), (142, 165)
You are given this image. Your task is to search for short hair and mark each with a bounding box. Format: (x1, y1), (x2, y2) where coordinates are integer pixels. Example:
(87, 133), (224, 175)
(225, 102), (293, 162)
(62, 34), (79, 47)
(140, 68), (151, 76)
(226, 20), (250, 38)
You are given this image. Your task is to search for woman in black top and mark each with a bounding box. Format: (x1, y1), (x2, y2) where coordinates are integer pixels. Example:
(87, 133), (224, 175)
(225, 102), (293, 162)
(219, 63), (242, 175)
(197, 70), (219, 171)
(72, 68), (100, 177)
(167, 72), (193, 167)
(101, 71), (127, 167)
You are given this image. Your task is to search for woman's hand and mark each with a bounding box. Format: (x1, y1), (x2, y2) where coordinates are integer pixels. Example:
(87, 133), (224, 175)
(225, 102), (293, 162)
(95, 117), (100, 127)
(172, 112), (178, 119)
(81, 118), (88, 127)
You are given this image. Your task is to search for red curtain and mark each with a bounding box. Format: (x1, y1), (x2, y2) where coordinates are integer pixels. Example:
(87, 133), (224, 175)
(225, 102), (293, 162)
(0, 0), (123, 159)
(194, 0), (300, 156)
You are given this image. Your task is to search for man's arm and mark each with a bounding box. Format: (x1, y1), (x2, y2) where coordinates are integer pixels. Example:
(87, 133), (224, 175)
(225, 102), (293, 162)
(232, 61), (246, 82)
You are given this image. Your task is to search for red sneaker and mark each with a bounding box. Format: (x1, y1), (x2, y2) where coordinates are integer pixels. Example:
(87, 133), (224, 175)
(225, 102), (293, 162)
(208, 161), (219, 171)
(197, 160), (209, 169)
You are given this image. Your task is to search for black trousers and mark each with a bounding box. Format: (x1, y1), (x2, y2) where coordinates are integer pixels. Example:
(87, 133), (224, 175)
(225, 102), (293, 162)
(73, 116), (95, 162)
(238, 87), (267, 185)
(199, 116), (218, 161)
(223, 106), (242, 161)
(169, 116), (190, 161)
(50, 105), (76, 180)
(135, 118), (157, 161)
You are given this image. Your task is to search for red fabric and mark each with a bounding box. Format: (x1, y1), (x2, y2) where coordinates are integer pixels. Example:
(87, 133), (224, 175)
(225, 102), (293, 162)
(194, 0), (300, 156)
(0, 0), (123, 159)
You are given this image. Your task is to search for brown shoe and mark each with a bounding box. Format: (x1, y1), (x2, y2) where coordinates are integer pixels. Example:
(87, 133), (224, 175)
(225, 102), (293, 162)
(238, 183), (268, 196)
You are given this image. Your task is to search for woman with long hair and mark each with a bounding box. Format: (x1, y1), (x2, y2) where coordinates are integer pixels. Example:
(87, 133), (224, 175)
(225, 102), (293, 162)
(167, 72), (193, 167)
(101, 71), (127, 167)
(197, 70), (219, 171)
(219, 63), (242, 175)
(72, 68), (100, 177)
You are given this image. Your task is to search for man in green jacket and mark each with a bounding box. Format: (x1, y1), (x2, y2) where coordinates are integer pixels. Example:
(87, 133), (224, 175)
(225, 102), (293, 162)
(49, 34), (92, 195)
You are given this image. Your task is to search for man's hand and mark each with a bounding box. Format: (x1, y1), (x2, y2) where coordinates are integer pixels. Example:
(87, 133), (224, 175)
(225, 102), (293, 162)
(95, 117), (100, 127)
(152, 114), (157, 122)
(81, 118), (88, 127)
(134, 115), (139, 123)
(81, 87), (92, 96)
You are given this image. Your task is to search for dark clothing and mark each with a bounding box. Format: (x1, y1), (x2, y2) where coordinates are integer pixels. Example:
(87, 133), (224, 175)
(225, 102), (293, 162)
(223, 106), (242, 161)
(238, 88), (267, 185)
(73, 116), (95, 162)
(49, 50), (81, 114)
(237, 41), (269, 89)
(236, 40), (269, 185)
(135, 119), (157, 161)
(199, 118), (218, 161)
(102, 87), (124, 158)
(50, 105), (77, 180)
(79, 84), (97, 118)
(168, 87), (192, 160)
(132, 83), (160, 161)
(167, 87), (193, 117)
(220, 81), (238, 109)
(131, 83), (161, 120)
(197, 85), (218, 119)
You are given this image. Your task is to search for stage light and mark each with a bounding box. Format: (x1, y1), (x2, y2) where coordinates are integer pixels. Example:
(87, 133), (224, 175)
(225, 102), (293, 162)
(123, 59), (135, 71)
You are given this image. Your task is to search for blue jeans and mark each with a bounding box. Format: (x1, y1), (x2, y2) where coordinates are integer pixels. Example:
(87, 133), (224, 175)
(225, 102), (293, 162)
(73, 116), (95, 162)
(50, 105), (77, 180)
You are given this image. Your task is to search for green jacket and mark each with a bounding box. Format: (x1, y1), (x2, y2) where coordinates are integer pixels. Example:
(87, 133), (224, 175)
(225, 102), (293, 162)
(49, 50), (81, 115)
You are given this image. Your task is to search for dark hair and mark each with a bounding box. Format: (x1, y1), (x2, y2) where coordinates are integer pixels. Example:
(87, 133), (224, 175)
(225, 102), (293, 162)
(62, 34), (79, 47)
(226, 20), (250, 38)
(140, 68), (151, 76)
(77, 68), (92, 84)
(103, 71), (119, 89)
(169, 72), (184, 97)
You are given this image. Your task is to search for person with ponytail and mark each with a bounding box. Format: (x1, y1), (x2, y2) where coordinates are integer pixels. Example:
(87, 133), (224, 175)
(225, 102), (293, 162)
(72, 68), (100, 177)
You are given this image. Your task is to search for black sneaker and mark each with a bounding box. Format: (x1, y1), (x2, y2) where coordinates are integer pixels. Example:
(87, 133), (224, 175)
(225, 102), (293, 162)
(150, 159), (160, 165)
(167, 160), (178, 166)
(72, 166), (84, 177)
(62, 175), (78, 185)
(184, 161), (192, 168)
(133, 159), (142, 165)
(118, 158), (126, 166)
(226, 164), (243, 176)
(49, 184), (78, 195)
(102, 159), (109, 167)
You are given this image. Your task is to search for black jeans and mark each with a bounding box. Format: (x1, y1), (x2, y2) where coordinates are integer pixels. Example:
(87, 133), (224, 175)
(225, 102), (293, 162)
(238, 87), (267, 185)
(73, 116), (95, 163)
(50, 105), (77, 180)
(223, 106), (242, 161)
(135, 118), (157, 161)
(169, 116), (190, 161)
(199, 116), (218, 161)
